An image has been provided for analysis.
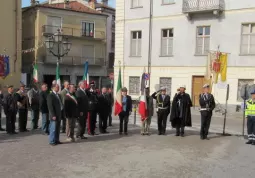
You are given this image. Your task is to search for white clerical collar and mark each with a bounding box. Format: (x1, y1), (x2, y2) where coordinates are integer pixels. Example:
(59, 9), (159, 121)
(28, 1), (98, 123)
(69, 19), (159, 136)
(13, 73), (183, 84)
(53, 90), (57, 95)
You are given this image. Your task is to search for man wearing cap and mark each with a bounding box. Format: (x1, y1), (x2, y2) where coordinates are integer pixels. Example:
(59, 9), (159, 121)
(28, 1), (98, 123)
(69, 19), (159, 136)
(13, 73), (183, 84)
(15, 83), (29, 132)
(118, 87), (132, 135)
(170, 85), (192, 137)
(199, 84), (215, 140)
(152, 87), (171, 135)
(245, 90), (255, 145)
(141, 87), (154, 135)
(60, 81), (70, 133)
(86, 81), (99, 135)
(3, 85), (18, 134)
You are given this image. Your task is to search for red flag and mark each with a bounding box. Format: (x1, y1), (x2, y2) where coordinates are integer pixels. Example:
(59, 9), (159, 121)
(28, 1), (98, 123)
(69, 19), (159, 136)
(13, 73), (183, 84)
(139, 92), (147, 121)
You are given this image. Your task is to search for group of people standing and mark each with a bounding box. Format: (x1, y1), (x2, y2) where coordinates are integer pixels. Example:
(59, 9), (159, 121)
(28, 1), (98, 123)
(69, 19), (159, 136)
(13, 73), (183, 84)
(142, 84), (216, 140)
(0, 80), (114, 146)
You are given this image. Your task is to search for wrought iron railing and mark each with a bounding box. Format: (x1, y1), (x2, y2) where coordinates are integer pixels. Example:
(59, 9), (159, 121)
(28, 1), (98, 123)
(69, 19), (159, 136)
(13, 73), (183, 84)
(43, 55), (105, 66)
(182, 0), (224, 13)
(42, 25), (105, 40)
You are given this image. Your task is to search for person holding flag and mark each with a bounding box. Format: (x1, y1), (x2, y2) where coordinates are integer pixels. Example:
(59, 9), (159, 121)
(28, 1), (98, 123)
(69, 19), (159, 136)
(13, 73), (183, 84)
(140, 87), (154, 136)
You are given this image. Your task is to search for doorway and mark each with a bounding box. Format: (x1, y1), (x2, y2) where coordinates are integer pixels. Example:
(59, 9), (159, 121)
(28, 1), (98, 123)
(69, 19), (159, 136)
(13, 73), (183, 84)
(192, 76), (211, 106)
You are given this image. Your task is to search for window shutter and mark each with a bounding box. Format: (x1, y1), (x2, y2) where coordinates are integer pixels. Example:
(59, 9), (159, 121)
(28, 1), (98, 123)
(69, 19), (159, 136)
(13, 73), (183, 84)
(137, 39), (142, 56)
(196, 37), (203, 55)
(250, 35), (255, 54)
(168, 38), (173, 55)
(204, 37), (210, 54)
(161, 38), (168, 56)
(131, 39), (136, 56)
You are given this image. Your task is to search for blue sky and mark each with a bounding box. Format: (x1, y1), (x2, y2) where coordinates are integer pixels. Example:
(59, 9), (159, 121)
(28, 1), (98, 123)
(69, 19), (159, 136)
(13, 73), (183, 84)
(22, 0), (115, 8)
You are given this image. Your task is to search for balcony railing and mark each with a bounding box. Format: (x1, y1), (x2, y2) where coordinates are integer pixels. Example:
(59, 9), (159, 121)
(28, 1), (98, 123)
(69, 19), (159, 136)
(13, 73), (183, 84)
(182, 0), (224, 13)
(42, 25), (105, 40)
(43, 55), (105, 66)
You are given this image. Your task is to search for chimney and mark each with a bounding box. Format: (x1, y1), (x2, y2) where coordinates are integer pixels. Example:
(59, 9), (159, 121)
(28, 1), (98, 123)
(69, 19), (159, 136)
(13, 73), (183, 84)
(88, 0), (96, 9)
(64, 0), (70, 9)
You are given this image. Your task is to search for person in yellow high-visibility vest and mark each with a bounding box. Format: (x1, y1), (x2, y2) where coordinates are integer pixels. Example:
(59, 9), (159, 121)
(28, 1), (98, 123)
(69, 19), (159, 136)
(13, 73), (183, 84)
(245, 90), (255, 145)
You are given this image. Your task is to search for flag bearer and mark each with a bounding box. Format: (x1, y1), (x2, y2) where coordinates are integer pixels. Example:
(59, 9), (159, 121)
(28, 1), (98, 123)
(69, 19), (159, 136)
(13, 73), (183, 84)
(152, 87), (171, 135)
(245, 90), (255, 145)
(199, 84), (215, 140)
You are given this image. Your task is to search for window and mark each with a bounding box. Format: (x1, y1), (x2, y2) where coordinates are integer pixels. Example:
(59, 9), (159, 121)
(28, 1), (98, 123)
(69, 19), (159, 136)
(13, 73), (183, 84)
(132, 0), (142, 8)
(237, 79), (254, 101)
(131, 31), (142, 56)
(82, 22), (94, 37)
(47, 16), (61, 34)
(196, 26), (210, 55)
(162, 0), (175, 4)
(159, 77), (172, 96)
(161, 29), (174, 56)
(241, 24), (255, 55)
(129, 76), (140, 95)
(111, 32), (115, 49)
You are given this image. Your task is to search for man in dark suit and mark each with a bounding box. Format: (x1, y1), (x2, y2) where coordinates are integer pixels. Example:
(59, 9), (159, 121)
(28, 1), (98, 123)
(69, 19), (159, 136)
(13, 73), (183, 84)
(98, 86), (111, 134)
(65, 84), (78, 142)
(40, 83), (49, 135)
(152, 87), (171, 135)
(47, 84), (63, 146)
(118, 87), (132, 135)
(107, 88), (114, 126)
(75, 81), (89, 139)
(0, 88), (5, 131)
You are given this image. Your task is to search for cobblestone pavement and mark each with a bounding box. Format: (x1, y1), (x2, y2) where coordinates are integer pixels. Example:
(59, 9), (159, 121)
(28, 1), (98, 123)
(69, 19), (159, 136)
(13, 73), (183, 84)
(0, 114), (254, 178)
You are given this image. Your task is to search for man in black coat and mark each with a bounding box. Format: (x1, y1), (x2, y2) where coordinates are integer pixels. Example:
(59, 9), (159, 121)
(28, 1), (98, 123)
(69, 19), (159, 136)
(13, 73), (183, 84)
(152, 87), (171, 135)
(107, 88), (114, 126)
(170, 85), (192, 137)
(3, 85), (18, 134)
(118, 87), (132, 135)
(47, 84), (63, 146)
(75, 81), (89, 139)
(40, 83), (49, 134)
(0, 88), (5, 131)
(98, 87), (111, 134)
(65, 84), (78, 142)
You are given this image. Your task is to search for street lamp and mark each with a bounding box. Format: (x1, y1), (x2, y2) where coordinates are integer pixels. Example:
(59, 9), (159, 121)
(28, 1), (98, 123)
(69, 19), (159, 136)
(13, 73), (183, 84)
(45, 28), (72, 67)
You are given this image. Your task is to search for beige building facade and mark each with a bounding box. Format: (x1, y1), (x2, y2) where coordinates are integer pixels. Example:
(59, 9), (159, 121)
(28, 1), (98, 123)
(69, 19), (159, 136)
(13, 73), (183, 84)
(22, 1), (108, 88)
(0, 0), (22, 88)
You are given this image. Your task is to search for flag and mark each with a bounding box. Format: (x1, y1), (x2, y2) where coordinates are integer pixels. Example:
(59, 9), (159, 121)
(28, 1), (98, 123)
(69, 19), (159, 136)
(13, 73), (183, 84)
(0, 56), (4, 77)
(56, 63), (61, 90)
(114, 68), (122, 116)
(83, 61), (89, 88)
(220, 53), (228, 82)
(33, 63), (38, 83)
(139, 72), (147, 121)
(205, 53), (213, 80)
(4, 56), (10, 77)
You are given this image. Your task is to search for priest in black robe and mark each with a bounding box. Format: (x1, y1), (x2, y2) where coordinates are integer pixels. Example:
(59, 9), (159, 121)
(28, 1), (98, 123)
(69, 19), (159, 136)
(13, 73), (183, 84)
(170, 85), (192, 137)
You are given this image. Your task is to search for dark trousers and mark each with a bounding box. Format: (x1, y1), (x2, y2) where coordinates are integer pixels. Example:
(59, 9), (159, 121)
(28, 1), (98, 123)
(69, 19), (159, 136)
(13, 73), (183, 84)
(119, 113), (129, 133)
(108, 107), (112, 126)
(200, 111), (212, 138)
(31, 109), (39, 129)
(61, 110), (66, 132)
(0, 112), (3, 128)
(18, 109), (28, 132)
(157, 110), (168, 134)
(77, 115), (87, 137)
(88, 111), (97, 134)
(247, 116), (255, 141)
(176, 118), (185, 135)
(6, 113), (16, 133)
(99, 113), (108, 133)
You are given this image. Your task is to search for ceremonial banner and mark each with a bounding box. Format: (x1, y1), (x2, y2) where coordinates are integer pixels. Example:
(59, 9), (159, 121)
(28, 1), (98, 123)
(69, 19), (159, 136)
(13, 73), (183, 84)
(114, 68), (122, 116)
(139, 72), (147, 121)
(83, 61), (89, 88)
(0, 56), (4, 77)
(56, 63), (61, 92)
(33, 63), (38, 83)
(4, 56), (10, 77)
(220, 53), (228, 82)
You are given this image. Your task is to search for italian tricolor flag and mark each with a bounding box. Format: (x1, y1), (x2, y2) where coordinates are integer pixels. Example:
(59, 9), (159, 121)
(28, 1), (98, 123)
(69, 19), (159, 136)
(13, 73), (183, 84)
(83, 61), (89, 88)
(139, 73), (148, 121)
(33, 64), (38, 83)
(56, 63), (61, 90)
(114, 68), (122, 116)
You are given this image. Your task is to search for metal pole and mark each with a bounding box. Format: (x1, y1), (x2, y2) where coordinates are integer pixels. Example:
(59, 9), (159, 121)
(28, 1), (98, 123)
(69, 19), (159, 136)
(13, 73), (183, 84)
(242, 84), (247, 136)
(147, 0), (153, 88)
(222, 84), (229, 135)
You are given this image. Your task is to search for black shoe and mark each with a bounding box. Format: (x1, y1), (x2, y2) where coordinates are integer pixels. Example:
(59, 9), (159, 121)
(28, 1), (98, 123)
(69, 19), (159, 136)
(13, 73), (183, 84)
(200, 136), (204, 140)
(252, 142), (255, 145)
(49, 143), (57, 146)
(24, 129), (29, 132)
(12, 132), (18, 134)
(158, 132), (162, 135)
(175, 133), (180, 136)
(80, 136), (88, 139)
(56, 141), (63, 144)
(181, 134), (184, 137)
(204, 135), (209, 140)
(246, 140), (253, 144)
(0, 128), (5, 131)
(141, 133), (145, 136)
(109, 124), (112, 127)
(124, 132), (128, 135)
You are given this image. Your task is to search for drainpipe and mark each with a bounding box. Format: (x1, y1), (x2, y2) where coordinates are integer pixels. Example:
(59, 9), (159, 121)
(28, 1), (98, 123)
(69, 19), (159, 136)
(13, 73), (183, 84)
(147, 0), (153, 88)
(14, 0), (19, 72)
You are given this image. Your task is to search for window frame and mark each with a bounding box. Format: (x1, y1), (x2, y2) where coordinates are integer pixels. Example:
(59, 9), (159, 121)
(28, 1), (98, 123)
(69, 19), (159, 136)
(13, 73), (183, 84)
(195, 26), (211, 56)
(159, 77), (172, 97)
(160, 28), (174, 56)
(240, 23), (255, 55)
(130, 31), (142, 57)
(129, 76), (140, 95)
(81, 21), (95, 38)
(162, 0), (175, 5)
(131, 0), (143, 8)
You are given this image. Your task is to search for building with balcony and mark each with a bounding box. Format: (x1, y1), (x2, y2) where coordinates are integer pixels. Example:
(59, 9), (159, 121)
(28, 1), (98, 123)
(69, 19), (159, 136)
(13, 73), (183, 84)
(22, 1), (108, 88)
(115, 0), (255, 108)
(0, 0), (22, 89)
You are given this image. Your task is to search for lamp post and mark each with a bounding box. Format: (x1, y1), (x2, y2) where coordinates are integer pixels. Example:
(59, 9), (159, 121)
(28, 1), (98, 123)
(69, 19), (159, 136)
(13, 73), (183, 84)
(45, 28), (72, 74)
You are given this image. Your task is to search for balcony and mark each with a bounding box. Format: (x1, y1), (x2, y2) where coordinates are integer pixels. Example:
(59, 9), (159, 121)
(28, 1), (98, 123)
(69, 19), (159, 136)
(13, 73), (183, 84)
(182, 0), (224, 17)
(42, 55), (105, 66)
(42, 25), (105, 41)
